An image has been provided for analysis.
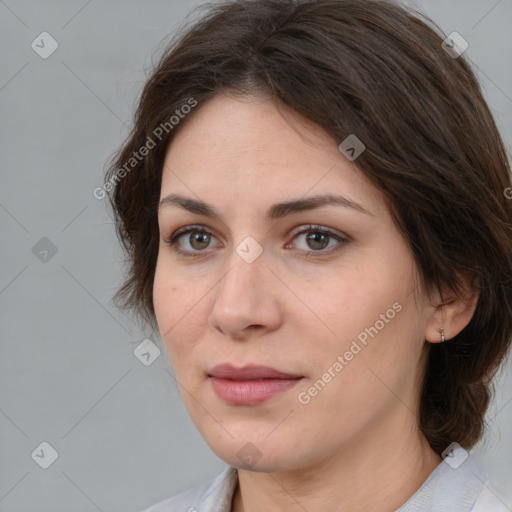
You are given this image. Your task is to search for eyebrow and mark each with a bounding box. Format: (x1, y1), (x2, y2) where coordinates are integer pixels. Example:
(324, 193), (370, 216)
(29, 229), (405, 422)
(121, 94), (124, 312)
(158, 193), (373, 219)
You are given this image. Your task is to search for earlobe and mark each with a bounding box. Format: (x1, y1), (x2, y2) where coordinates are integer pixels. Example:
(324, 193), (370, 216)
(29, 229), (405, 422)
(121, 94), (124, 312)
(425, 273), (480, 344)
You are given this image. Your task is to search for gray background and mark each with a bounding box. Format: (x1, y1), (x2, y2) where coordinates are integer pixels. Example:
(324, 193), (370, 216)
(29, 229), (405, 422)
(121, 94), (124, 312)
(1, 1), (511, 511)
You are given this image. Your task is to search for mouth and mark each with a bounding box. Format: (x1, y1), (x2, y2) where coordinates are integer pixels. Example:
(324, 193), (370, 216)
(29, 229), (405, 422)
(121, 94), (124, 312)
(208, 363), (304, 406)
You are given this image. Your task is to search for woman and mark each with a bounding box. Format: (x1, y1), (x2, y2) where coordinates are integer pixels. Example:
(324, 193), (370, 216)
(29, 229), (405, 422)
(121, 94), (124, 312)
(104, 0), (512, 510)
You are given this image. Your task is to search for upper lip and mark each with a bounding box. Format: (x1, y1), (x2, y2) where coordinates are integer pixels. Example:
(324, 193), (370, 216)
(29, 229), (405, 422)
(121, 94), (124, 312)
(208, 363), (303, 380)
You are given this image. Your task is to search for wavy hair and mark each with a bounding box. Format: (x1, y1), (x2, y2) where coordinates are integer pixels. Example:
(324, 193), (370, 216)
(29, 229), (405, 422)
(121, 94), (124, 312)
(104, 0), (512, 455)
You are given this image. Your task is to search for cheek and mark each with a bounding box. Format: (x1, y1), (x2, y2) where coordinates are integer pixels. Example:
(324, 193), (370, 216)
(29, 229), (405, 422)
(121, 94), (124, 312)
(153, 259), (208, 363)
(153, 253), (197, 326)
(153, 261), (186, 353)
(318, 268), (397, 337)
(152, 261), (173, 329)
(300, 298), (423, 430)
(314, 257), (421, 373)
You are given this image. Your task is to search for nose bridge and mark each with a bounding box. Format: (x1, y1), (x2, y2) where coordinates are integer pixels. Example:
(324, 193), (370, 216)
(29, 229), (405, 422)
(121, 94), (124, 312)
(216, 240), (266, 303)
(208, 239), (281, 334)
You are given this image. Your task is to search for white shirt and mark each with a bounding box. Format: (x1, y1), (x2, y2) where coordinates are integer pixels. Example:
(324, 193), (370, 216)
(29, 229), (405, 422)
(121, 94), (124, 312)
(141, 446), (510, 511)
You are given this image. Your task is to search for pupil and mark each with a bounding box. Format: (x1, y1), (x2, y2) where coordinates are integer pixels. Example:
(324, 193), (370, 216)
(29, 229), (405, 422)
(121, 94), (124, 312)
(191, 233), (209, 249)
(308, 232), (328, 250)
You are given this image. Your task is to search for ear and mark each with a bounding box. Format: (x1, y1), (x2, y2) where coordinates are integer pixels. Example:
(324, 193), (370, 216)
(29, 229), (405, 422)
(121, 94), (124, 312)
(425, 271), (480, 344)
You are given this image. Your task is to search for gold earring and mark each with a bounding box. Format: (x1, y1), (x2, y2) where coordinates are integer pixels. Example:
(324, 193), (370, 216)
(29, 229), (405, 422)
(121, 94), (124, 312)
(437, 327), (445, 343)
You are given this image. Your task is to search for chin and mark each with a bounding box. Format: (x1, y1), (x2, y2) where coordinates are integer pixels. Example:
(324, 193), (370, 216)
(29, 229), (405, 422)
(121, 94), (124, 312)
(203, 433), (316, 473)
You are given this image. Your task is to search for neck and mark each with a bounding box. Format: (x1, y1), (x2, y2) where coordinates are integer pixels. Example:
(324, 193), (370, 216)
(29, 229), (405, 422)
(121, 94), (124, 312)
(230, 413), (442, 512)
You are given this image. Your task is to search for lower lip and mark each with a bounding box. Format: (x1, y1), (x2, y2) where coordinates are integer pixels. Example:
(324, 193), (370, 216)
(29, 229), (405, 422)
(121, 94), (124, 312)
(209, 377), (302, 405)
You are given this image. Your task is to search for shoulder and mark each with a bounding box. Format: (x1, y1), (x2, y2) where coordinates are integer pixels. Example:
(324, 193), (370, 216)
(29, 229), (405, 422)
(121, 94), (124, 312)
(471, 484), (511, 512)
(397, 446), (511, 511)
(140, 466), (238, 512)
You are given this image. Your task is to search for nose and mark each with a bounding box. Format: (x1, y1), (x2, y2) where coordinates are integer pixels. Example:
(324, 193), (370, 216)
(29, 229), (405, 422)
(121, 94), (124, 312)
(207, 247), (283, 339)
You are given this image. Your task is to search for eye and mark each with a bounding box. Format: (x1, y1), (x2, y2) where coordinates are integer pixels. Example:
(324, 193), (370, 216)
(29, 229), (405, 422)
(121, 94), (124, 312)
(163, 224), (349, 258)
(163, 225), (219, 258)
(286, 225), (348, 256)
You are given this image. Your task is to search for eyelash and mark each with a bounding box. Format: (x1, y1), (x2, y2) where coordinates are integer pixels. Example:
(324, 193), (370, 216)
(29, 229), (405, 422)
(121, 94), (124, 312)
(162, 224), (349, 259)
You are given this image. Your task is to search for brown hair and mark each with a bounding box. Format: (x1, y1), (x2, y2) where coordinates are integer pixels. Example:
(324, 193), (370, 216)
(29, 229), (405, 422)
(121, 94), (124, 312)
(104, 0), (512, 455)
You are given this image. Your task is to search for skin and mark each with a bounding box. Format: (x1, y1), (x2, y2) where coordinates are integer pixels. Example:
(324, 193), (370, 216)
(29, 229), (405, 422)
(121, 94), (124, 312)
(153, 91), (479, 512)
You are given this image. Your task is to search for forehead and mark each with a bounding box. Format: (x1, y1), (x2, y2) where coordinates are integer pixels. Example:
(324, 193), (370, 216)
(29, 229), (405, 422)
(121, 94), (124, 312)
(159, 92), (386, 217)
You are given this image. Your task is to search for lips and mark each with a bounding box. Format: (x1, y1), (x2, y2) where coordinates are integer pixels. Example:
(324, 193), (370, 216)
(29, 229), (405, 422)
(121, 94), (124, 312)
(208, 364), (303, 406)
(208, 363), (302, 380)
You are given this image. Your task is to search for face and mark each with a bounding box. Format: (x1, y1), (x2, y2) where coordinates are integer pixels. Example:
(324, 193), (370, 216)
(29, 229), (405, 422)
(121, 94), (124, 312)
(153, 92), (435, 472)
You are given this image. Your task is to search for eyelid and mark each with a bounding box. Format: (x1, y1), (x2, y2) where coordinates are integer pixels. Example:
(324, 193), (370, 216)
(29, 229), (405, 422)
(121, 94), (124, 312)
(288, 224), (348, 242)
